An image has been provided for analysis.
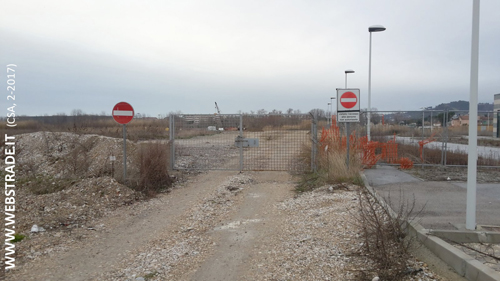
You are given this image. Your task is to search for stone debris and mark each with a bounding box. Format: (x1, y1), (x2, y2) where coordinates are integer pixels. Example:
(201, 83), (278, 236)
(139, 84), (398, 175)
(240, 185), (450, 281)
(0, 132), (145, 266)
(453, 242), (500, 272)
(30, 225), (46, 233)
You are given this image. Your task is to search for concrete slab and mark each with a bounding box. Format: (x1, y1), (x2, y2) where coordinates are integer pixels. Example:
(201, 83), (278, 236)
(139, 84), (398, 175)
(361, 171), (500, 281)
(362, 165), (422, 186)
(363, 166), (500, 230)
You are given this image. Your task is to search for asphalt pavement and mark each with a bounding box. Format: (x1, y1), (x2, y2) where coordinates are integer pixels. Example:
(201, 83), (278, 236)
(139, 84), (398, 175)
(363, 165), (500, 230)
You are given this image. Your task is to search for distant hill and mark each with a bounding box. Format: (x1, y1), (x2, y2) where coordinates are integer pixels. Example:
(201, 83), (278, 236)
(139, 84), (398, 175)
(430, 100), (493, 111)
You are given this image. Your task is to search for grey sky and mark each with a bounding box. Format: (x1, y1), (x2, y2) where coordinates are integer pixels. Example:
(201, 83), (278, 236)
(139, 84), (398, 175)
(1, 0), (499, 117)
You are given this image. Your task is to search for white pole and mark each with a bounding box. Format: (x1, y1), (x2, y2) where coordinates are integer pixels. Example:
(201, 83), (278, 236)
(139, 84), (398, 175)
(466, 0), (480, 230)
(123, 124), (127, 181)
(367, 32), (373, 141)
(431, 111), (433, 132)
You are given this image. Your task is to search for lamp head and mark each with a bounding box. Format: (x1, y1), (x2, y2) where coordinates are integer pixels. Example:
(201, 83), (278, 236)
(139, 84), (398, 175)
(369, 25), (386, 32)
(345, 69), (355, 74)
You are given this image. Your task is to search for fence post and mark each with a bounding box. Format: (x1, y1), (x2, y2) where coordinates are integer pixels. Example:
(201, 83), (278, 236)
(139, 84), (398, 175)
(444, 110), (448, 166)
(346, 123), (350, 169)
(311, 113), (318, 172)
(441, 110), (445, 165)
(169, 114), (175, 171)
(422, 110), (425, 168)
(239, 114), (243, 172)
(497, 111), (500, 138)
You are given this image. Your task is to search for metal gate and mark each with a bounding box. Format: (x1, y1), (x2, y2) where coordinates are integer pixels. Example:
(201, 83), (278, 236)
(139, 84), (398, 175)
(169, 113), (317, 172)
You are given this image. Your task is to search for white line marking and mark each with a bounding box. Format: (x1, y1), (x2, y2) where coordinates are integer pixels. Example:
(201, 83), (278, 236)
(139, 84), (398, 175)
(341, 98), (357, 103)
(113, 110), (134, 116)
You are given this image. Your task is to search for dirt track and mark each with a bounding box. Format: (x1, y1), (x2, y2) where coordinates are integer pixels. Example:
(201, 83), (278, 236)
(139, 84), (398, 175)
(6, 170), (465, 281)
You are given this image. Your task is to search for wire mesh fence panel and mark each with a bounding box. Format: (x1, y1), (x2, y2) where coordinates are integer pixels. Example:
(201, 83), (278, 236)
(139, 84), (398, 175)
(170, 110), (499, 170)
(170, 114), (315, 171)
(242, 114), (312, 171)
(170, 114), (241, 170)
(331, 110), (500, 167)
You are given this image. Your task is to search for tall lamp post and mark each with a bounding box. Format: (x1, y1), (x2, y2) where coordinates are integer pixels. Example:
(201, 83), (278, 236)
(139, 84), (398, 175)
(345, 69), (355, 88)
(327, 102), (332, 125)
(367, 25), (386, 141)
(466, 0), (480, 231)
(330, 97), (336, 125)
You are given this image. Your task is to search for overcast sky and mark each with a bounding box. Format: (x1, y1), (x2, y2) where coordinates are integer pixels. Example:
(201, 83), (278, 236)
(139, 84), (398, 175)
(1, 0), (499, 117)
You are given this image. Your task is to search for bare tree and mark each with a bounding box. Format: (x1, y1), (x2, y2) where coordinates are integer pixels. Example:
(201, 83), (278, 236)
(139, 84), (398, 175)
(71, 109), (84, 116)
(309, 108), (326, 119)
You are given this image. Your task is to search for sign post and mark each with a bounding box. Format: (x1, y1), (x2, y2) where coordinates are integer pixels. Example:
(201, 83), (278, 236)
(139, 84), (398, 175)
(112, 102), (135, 181)
(337, 89), (360, 168)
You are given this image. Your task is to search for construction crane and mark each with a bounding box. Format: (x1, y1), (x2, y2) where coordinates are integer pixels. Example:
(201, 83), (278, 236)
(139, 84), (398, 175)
(214, 102), (223, 130)
(215, 102), (222, 115)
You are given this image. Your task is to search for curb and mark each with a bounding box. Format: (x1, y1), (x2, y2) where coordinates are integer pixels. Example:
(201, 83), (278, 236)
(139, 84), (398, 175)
(360, 172), (500, 281)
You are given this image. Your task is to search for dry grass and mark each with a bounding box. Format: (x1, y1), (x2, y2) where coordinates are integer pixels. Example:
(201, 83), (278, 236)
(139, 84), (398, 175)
(448, 126), (495, 137)
(176, 129), (218, 139)
(396, 143), (500, 166)
(0, 116), (170, 141)
(244, 115), (311, 132)
(370, 124), (420, 137)
(319, 149), (362, 184)
(128, 142), (173, 197)
(296, 131), (363, 192)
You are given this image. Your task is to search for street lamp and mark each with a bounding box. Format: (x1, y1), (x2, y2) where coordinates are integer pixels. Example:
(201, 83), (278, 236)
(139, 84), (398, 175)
(327, 102), (331, 125)
(367, 25), (386, 141)
(330, 97), (336, 125)
(345, 69), (355, 88)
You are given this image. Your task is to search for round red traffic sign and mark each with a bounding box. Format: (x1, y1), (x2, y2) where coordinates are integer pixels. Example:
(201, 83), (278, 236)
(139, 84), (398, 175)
(112, 102), (134, 124)
(340, 91), (358, 109)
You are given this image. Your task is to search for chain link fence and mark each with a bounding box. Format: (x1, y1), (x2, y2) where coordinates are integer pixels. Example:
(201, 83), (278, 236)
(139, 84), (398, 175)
(324, 110), (500, 167)
(169, 113), (316, 172)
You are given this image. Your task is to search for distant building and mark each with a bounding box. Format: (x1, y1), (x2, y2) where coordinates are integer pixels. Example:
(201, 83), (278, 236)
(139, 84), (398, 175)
(450, 114), (487, 127)
(451, 114), (473, 127)
(459, 115), (470, 126)
(450, 115), (460, 127)
(494, 93), (500, 137)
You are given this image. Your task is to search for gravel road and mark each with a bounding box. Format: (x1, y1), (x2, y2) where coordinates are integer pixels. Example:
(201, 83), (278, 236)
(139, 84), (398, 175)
(6, 170), (464, 281)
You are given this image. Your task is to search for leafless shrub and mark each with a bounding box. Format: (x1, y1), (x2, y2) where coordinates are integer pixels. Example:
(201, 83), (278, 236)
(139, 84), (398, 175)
(129, 142), (173, 197)
(353, 190), (423, 280)
(57, 135), (98, 177)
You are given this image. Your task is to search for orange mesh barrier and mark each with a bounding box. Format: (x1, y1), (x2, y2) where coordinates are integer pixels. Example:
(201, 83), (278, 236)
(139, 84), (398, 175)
(319, 123), (414, 169)
(399, 157), (414, 169)
(418, 132), (437, 162)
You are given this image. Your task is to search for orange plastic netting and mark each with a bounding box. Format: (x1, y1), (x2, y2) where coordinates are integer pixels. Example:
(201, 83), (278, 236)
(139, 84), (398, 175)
(319, 120), (414, 170)
(418, 132), (437, 162)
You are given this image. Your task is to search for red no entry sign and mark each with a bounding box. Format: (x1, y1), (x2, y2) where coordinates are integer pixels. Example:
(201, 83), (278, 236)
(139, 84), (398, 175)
(337, 89), (360, 112)
(340, 91), (358, 109)
(112, 102), (134, 124)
